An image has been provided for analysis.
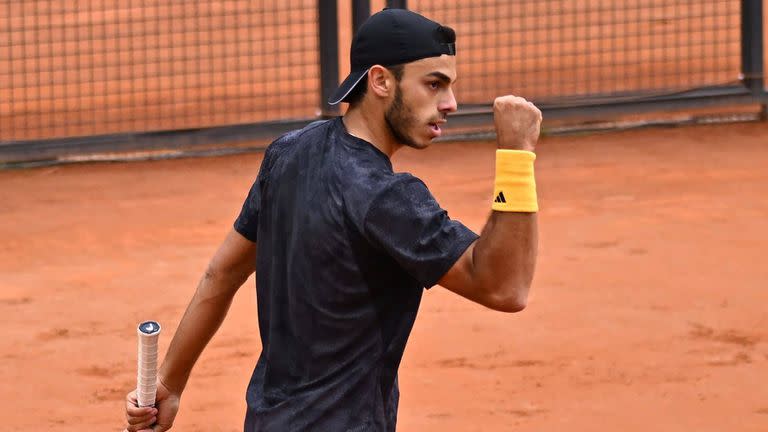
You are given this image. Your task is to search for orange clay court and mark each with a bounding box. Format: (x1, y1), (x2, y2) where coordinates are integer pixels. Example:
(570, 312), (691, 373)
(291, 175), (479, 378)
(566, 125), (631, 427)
(0, 121), (766, 431)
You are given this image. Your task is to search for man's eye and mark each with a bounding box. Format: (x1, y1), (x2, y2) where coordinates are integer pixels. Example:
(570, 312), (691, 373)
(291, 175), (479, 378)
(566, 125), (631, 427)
(429, 82), (440, 89)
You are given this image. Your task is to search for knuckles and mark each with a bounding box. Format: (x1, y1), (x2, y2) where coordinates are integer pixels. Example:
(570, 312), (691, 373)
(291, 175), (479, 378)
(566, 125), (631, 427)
(492, 95), (542, 150)
(493, 95), (542, 120)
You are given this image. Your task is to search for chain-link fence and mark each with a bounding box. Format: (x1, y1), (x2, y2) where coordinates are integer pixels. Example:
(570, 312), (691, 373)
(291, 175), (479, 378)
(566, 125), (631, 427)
(1, 0), (765, 164)
(409, 0), (743, 105)
(1, 0), (319, 142)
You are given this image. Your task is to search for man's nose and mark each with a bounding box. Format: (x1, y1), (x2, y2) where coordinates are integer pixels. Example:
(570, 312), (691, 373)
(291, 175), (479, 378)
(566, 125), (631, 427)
(439, 88), (458, 113)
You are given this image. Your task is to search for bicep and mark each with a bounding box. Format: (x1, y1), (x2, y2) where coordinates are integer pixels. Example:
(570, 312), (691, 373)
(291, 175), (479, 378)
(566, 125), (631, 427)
(206, 228), (257, 292)
(437, 211), (538, 312)
(436, 240), (491, 306)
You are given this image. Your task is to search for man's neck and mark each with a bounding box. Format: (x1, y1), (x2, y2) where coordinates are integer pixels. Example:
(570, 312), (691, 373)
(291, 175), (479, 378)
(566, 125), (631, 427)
(341, 106), (401, 158)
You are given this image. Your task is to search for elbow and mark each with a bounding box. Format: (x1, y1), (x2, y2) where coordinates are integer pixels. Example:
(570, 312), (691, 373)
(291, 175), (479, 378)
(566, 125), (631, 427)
(204, 262), (251, 287)
(199, 264), (248, 299)
(203, 266), (219, 282)
(489, 297), (527, 313)
(485, 282), (530, 313)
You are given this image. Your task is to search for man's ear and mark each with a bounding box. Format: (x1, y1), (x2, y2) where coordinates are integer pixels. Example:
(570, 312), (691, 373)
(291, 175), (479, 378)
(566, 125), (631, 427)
(368, 65), (394, 98)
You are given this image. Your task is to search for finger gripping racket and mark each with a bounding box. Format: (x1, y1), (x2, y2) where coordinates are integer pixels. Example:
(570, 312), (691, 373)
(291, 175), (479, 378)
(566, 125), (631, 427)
(136, 320), (162, 407)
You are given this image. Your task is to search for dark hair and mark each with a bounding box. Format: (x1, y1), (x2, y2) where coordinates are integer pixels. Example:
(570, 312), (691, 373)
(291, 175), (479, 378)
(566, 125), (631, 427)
(346, 64), (405, 107)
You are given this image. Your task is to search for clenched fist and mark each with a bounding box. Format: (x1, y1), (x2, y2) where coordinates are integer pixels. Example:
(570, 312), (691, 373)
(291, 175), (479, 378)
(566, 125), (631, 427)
(493, 95), (542, 152)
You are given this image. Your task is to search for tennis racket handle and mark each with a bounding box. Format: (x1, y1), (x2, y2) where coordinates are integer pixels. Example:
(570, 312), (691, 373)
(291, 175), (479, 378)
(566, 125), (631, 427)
(136, 321), (162, 407)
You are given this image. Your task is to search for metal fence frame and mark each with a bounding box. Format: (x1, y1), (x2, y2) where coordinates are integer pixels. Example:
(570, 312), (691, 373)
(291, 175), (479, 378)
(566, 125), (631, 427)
(1, 0), (765, 165)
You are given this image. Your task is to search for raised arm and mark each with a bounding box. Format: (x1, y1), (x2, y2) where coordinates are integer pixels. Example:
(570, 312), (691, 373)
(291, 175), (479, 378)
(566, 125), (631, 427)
(438, 96), (541, 312)
(124, 228), (256, 432)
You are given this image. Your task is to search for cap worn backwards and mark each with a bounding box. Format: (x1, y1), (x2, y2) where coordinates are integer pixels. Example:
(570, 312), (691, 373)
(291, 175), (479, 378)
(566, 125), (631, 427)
(328, 8), (456, 105)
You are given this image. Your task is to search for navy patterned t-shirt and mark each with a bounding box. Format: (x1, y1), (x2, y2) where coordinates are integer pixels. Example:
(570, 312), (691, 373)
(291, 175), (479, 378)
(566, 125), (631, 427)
(234, 117), (478, 432)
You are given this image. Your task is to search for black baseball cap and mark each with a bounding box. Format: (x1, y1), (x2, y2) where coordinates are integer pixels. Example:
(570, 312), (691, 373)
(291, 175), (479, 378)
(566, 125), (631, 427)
(328, 8), (456, 105)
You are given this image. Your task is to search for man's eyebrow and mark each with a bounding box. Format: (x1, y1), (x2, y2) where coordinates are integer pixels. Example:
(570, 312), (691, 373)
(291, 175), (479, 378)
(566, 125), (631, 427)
(425, 71), (456, 84)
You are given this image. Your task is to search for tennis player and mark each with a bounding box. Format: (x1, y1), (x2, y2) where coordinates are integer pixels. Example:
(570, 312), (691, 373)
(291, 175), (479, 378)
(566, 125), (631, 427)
(124, 8), (540, 432)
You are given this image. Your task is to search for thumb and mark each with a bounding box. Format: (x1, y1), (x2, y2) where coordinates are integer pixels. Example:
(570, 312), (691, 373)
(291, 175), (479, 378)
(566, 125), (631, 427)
(151, 413), (175, 432)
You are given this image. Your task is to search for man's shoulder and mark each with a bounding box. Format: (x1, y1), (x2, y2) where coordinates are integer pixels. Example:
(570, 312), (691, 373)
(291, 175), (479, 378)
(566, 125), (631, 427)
(259, 120), (334, 173)
(270, 119), (331, 149)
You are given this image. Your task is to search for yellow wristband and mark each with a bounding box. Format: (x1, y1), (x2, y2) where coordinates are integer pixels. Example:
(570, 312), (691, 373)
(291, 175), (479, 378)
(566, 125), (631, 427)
(492, 150), (538, 212)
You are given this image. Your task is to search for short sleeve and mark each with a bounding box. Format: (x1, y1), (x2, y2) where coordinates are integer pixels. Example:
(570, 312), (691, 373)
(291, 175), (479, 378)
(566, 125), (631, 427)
(234, 146), (275, 242)
(362, 175), (479, 288)
(234, 176), (261, 242)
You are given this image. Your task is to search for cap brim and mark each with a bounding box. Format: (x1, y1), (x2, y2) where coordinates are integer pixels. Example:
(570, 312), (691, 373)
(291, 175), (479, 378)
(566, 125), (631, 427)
(328, 69), (370, 105)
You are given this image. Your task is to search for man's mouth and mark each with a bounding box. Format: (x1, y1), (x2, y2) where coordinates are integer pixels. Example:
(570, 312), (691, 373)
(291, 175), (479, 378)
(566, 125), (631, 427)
(428, 122), (443, 138)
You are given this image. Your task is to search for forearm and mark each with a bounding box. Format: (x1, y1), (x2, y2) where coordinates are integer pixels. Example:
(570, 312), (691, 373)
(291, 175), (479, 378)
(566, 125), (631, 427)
(472, 95), (541, 309)
(471, 211), (538, 310)
(158, 273), (240, 395)
(157, 229), (256, 395)
(438, 96), (541, 311)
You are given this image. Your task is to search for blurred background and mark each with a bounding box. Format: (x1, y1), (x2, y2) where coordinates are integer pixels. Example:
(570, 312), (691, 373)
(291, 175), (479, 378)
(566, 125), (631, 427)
(1, 0), (765, 165)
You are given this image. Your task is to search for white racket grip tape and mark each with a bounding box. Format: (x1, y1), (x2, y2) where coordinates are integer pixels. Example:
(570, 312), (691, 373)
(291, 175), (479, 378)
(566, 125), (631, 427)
(136, 321), (162, 408)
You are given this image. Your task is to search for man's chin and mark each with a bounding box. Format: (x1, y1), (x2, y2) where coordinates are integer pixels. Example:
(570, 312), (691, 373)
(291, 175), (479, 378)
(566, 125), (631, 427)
(403, 139), (431, 150)
(401, 133), (434, 149)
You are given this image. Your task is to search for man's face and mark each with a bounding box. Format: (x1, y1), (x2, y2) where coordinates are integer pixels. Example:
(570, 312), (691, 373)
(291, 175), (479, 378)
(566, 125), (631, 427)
(384, 55), (458, 149)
